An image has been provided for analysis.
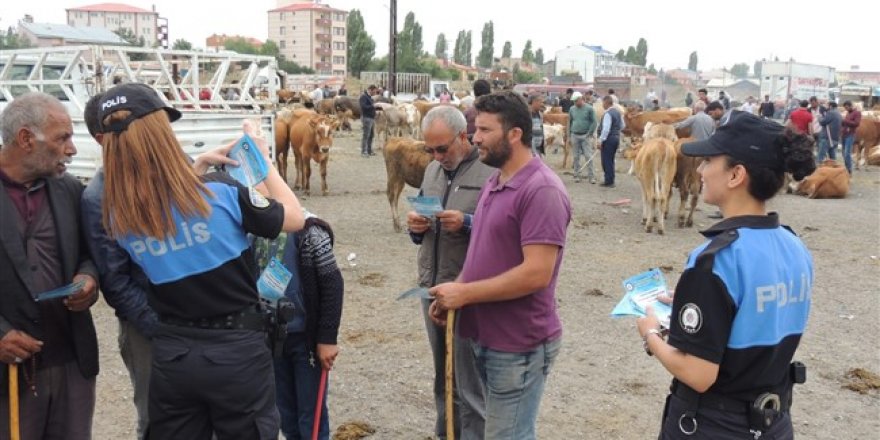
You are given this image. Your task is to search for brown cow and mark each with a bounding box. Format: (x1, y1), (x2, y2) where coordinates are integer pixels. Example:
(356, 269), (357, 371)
(633, 137), (678, 234)
(672, 137), (702, 228)
(793, 160), (849, 198)
(275, 108), (315, 182)
(289, 114), (339, 196)
(383, 137), (431, 232)
(853, 116), (880, 169)
(623, 108), (692, 138)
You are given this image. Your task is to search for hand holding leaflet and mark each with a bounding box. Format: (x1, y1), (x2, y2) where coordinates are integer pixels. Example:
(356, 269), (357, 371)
(611, 268), (672, 328)
(407, 195), (444, 220)
(36, 279), (86, 302)
(227, 133), (269, 187)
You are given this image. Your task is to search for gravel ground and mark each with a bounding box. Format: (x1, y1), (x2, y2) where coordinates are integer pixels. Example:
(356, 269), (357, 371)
(93, 126), (880, 439)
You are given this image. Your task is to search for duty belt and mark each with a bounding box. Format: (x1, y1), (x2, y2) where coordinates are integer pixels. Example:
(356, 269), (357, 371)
(159, 305), (267, 332)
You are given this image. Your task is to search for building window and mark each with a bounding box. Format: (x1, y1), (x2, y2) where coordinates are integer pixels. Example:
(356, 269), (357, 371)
(333, 56), (344, 64)
(279, 12), (284, 20)
(292, 26), (296, 30)
(280, 40), (285, 49)
(280, 27), (285, 35)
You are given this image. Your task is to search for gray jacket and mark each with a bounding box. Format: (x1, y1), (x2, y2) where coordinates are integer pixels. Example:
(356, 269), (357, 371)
(414, 147), (494, 287)
(819, 108), (842, 142)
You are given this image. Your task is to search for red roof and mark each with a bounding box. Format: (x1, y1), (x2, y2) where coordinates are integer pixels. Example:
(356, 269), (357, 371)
(206, 34), (263, 48)
(68, 3), (154, 13)
(269, 3), (345, 13)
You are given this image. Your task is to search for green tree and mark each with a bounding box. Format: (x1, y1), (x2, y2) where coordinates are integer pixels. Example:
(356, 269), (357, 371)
(477, 21), (494, 68)
(114, 28), (148, 60)
(615, 49), (625, 61)
(535, 48), (544, 65)
(172, 39), (192, 50)
(434, 33), (447, 59)
(647, 63), (657, 75)
(0, 27), (32, 49)
(453, 30), (466, 65)
(347, 10), (375, 77)
(730, 63), (749, 78)
(260, 40), (280, 57)
(223, 37), (258, 54)
(513, 63), (540, 84)
(521, 40), (534, 64)
(278, 56), (314, 74)
(502, 41), (512, 58)
(635, 38), (648, 66)
(396, 12), (424, 71)
(624, 46), (637, 64)
(753, 60), (762, 78)
(464, 30), (472, 66)
(688, 51), (698, 71)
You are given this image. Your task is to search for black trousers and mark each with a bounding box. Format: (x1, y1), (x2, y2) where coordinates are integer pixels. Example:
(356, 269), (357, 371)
(659, 393), (794, 440)
(147, 325), (279, 440)
(601, 136), (620, 185)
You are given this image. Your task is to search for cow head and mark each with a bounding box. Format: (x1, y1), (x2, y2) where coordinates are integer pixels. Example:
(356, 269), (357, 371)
(309, 116), (335, 154)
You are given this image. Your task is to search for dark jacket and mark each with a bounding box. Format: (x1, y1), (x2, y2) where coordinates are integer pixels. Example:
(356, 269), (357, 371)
(759, 101), (775, 118)
(819, 108), (843, 142)
(413, 147), (494, 286)
(360, 91), (376, 119)
(283, 217), (344, 351)
(0, 173), (99, 391)
(81, 169), (158, 337)
(842, 109), (861, 138)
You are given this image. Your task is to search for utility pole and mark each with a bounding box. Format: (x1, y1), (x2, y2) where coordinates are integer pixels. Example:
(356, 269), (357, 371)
(388, 0), (397, 96)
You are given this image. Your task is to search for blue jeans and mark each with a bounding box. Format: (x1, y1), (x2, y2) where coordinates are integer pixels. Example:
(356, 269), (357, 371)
(473, 338), (561, 440)
(842, 134), (855, 173)
(361, 117), (375, 154)
(816, 136), (837, 163)
(601, 137), (620, 185)
(274, 333), (329, 440)
(572, 133), (596, 179)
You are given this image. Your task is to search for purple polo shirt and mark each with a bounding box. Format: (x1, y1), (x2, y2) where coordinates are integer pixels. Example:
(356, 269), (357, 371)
(458, 157), (571, 352)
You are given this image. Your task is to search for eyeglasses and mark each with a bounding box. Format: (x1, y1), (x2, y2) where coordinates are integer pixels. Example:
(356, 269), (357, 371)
(424, 135), (458, 155)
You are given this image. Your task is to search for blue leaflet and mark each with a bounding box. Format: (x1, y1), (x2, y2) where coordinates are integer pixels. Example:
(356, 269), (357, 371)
(36, 279), (86, 302)
(227, 134), (269, 187)
(406, 195), (443, 219)
(257, 256), (293, 301)
(611, 268), (672, 327)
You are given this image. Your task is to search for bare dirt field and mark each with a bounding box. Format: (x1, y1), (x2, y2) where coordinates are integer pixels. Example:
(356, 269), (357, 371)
(93, 125), (880, 439)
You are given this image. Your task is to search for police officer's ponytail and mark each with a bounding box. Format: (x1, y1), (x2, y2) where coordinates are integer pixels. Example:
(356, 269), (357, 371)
(730, 128), (816, 202)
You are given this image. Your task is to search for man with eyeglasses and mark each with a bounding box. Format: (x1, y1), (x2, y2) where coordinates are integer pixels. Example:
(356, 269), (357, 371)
(406, 105), (494, 440)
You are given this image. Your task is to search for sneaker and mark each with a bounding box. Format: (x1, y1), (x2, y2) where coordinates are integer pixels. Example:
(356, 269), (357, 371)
(589, 178), (597, 184)
(574, 177), (581, 183)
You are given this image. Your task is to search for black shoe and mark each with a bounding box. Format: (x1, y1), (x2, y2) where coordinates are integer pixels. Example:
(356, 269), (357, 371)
(599, 183), (615, 188)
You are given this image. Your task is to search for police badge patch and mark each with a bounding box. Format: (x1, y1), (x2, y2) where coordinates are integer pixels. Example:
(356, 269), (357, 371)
(249, 186), (270, 209)
(679, 303), (703, 334)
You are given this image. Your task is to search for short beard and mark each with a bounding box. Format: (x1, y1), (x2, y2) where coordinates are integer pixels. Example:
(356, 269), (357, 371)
(480, 136), (513, 168)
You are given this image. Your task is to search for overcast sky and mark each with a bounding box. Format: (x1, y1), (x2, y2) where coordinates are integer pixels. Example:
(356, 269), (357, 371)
(3, 0), (878, 72)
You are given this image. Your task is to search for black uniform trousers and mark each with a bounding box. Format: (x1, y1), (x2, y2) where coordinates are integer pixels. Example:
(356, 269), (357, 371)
(146, 325), (279, 440)
(659, 393), (794, 440)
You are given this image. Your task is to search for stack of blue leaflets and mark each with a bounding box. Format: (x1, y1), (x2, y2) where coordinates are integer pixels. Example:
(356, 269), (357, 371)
(227, 134), (269, 187)
(611, 268), (672, 328)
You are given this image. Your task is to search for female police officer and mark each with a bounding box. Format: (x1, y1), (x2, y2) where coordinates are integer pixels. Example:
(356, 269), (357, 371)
(637, 111), (816, 439)
(98, 83), (304, 439)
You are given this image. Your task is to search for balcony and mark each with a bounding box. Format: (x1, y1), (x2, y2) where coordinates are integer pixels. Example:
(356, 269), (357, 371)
(315, 62), (332, 70)
(315, 48), (331, 56)
(315, 18), (331, 27)
(315, 33), (331, 41)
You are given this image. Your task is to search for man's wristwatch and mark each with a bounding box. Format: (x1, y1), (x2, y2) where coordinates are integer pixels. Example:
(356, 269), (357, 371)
(643, 328), (668, 356)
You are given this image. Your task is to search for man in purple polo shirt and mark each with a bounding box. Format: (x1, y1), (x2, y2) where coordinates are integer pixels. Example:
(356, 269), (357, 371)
(430, 91), (571, 439)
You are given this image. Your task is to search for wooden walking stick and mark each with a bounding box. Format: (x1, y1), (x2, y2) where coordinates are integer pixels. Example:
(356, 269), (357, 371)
(445, 309), (456, 440)
(9, 363), (20, 440)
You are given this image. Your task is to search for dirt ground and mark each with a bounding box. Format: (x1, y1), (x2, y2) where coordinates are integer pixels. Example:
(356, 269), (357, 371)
(92, 125), (880, 439)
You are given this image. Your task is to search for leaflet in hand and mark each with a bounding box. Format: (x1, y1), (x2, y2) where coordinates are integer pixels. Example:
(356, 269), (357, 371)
(611, 268), (672, 328)
(227, 133), (269, 187)
(407, 195), (443, 219)
(36, 279), (86, 302)
(257, 257), (293, 301)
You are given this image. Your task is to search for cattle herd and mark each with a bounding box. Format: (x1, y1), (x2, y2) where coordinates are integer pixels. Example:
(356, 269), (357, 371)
(271, 92), (880, 233)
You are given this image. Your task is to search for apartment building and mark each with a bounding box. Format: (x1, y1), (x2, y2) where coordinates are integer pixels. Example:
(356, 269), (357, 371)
(268, 1), (348, 75)
(66, 3), (161, 47)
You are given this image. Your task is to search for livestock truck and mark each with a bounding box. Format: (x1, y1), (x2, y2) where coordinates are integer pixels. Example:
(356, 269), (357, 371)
(0, 45), (282, 181)
(760, 61), (836, 102)
(359, 71), (452, 103)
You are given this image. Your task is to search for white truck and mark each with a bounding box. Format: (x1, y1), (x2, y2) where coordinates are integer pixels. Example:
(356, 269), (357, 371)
(760, 61), (836, 101)
(0, 45), (282, 181)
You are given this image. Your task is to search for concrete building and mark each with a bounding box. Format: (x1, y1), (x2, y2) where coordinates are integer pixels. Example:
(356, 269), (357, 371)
(554, 44), (632, 83)
(66, 3), (161, 47)
(17, 19), (127, 47)
(268, 0), (348, 75)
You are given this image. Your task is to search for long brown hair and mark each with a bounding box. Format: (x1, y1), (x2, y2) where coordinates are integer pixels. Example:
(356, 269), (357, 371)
(101, 110), (212, 239)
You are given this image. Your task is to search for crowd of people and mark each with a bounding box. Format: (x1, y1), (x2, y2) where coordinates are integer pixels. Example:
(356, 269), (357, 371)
(0, 81), (817, 440)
